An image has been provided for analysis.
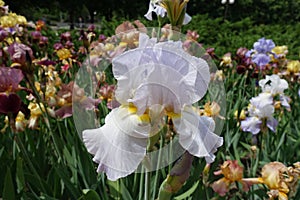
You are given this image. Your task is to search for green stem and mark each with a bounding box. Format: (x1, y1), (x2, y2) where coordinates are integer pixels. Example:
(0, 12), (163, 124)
(152, 133), (164, 199)
(145, 171), (151, 200)
(139, 167), (145, 200)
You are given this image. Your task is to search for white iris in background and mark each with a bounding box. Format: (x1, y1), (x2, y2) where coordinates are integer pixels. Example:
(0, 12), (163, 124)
(144, 0), (192, 25)
(241, 93), (278, 134)
(259, 74), (290, 109)
(144, 0), (167, 20)
(83, 33), (223, 181)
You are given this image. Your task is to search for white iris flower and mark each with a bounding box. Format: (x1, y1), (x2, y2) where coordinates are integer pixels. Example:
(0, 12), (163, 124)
(144, 0), (192, 25)
(241, 93), (278, 134)
(83, 33), (223, 181)
(259, 74), (290, 109)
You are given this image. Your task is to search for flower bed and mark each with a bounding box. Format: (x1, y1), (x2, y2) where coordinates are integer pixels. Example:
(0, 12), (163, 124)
(0, 0), (299, 199)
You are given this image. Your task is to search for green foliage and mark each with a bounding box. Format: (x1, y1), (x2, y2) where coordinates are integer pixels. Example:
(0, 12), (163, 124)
(183, 14), (300, 59)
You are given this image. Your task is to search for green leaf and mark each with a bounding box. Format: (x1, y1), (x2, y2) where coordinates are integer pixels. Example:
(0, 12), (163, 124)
(79, 189), (101, 200)
(3, 167), (15, 200)
(0, 146), (4, 158)
(275, 132), (286, 152)
(107, 180), (133, 200)
(16, 157), (25, 193)
(54, 166), (80, 198)
(174, 181), (199, 200)
(120, 180), (133, 200)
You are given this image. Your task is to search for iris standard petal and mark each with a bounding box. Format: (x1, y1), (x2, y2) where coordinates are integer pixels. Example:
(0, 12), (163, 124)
(112, 34), (210, 112)
(172, 106), (223, 163)
(129, 63), (197, 114)
(82, 106), (151, 181)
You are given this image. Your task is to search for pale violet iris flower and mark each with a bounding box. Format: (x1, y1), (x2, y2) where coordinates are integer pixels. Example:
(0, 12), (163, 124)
(259, 74), (290, 109)
(241, 93), (278, 134)
(246, 38), (277, 69)
(83, 33), (223, 181)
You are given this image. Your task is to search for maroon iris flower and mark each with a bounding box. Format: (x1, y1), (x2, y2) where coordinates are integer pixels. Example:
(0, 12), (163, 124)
(0, 67), (24, 114)
(7, 42), (34, 67)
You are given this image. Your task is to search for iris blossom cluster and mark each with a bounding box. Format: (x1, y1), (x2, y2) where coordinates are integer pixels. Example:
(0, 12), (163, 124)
(83, 33), (223, 181)
(211, 160), (300, 199)
(240, 74), (290, 135)
(246, 37), (277, 70)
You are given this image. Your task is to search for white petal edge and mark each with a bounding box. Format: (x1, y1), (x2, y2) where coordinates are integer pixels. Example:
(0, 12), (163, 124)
(82, 106), (151, 181)
(172, 106), (223, 163)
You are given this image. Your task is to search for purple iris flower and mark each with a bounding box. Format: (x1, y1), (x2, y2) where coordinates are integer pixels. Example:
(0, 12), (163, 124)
(252, 53), (271, 68)
(246, 37), (277, 68)
(253, 37), (275, 54)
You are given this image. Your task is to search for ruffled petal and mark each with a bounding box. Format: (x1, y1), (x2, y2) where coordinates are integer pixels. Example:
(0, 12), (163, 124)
(211, 177), (231, 196)
(241, 117), (262, 135)
(83, 106), (151, 181)
(112, 34), (210, 114)
(129, 63), (197, 114)
(250, 93), (273, 109)
(172, 106), (223, 163)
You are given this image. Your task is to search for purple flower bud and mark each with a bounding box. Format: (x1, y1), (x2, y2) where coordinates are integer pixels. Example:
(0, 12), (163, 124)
(39, 36), (48, 47)
(53, 42), (63, 50)
(98, 34), (106, 42)
(60, 31), (71, 41)
(65, 40), (74, 49)
(31, 31), (42, 40)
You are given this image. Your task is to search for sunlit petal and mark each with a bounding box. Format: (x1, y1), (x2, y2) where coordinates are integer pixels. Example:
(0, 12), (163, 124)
(113, 34), (210, 114)
(172, 106), (223, 163)
(83, 106), (151, 181)
(240, 117), (262, 135)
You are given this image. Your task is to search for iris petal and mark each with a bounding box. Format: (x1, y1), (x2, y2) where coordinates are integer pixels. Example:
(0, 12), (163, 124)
(172, 106), (223, 163)
(112, 33), (210, 113)
(83, 106), (151, 181)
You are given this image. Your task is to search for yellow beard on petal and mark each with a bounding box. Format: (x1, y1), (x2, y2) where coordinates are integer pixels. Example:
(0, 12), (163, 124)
(166, 111), (181, 119)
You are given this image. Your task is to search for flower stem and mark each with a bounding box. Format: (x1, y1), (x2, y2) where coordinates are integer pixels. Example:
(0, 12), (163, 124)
(145, 171), (151, 200)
